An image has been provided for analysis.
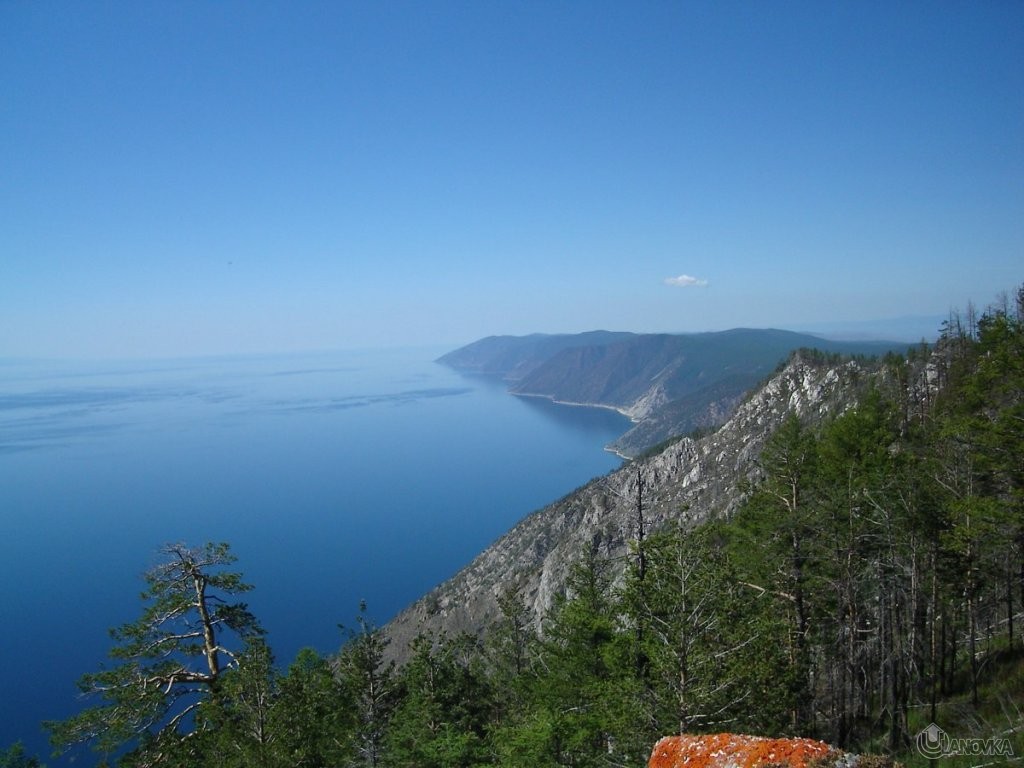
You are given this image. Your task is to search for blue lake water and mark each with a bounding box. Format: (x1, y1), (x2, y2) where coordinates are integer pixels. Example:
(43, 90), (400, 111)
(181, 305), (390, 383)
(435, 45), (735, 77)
(0, 347), (627, 761)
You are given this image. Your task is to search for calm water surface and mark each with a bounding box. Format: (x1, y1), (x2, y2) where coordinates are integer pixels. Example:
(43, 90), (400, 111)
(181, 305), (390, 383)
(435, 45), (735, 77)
(0, 347), (627, 760)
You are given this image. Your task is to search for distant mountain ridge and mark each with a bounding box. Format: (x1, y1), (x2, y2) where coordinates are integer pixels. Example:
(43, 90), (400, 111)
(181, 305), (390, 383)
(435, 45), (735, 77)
(436, 331), (635, 381)
(438, 329), (906, 456)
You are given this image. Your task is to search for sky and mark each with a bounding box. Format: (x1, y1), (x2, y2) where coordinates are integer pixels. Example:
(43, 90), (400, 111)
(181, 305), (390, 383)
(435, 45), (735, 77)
(2, 1), (1022, 358)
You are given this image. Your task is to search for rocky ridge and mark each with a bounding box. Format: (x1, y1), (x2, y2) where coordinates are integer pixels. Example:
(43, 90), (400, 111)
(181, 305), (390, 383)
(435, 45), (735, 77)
(441, 329), (905, 458)
(385, 352), (876, 653)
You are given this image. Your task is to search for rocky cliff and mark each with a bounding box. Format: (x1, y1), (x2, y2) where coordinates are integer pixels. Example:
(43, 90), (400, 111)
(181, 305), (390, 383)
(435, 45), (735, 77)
(385, 352), (878, 654)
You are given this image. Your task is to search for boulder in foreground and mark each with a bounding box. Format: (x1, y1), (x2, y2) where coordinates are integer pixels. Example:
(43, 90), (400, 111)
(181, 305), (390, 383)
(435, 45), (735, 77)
(648, 733), (845, 768)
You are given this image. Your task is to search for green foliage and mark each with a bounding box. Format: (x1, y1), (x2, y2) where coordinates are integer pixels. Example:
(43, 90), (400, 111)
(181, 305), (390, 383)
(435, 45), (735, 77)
(525, 551), (621, 767)
(336, 604), (398, 767)
(622, 521), (793, 743)
(189, 638), (279, 768)
(0, 743), (44, 768)
(45, 542), (263, 765)
(272, 647), (353, 767)
(385, 633), (494, 768)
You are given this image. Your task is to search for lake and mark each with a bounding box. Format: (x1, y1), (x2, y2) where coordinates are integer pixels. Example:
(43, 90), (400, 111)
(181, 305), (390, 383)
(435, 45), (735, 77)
(0, 347), (627, 761)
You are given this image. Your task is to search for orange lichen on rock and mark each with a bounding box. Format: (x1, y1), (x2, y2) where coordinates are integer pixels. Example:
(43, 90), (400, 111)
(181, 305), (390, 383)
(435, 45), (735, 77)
(649, 733), (836, 768)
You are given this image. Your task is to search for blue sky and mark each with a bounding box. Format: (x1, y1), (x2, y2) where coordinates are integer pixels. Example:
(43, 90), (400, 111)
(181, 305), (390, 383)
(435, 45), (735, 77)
(2, 1), (1022, 358)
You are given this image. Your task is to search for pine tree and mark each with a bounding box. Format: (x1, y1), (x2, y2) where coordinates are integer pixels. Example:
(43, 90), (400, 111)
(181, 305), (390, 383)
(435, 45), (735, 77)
(273, 648), (353, 768)
(385, 633), (494, 768)
(0, 743), (44, 768)
(734, 415), (822, 733)
(45, 542), (263, 767)
(336, 604), (397, 768)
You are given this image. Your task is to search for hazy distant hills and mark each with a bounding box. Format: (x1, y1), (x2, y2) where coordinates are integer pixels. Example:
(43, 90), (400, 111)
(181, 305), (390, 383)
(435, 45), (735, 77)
(438, 329), (908, 456)
(436, 330), (635, 381)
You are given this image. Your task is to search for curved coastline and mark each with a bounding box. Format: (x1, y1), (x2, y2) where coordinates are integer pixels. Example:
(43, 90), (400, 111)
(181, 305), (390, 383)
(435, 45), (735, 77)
(511, 390), (638, 459)
(511, 390), (639, 421)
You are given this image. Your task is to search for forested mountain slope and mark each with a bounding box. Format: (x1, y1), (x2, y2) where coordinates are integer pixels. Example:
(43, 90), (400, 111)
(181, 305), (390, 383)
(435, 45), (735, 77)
(385, 348), (892, 651)
(440, 328), (906, 456)
(435, 331), (635, 381)
(380, 296), (1022, 761)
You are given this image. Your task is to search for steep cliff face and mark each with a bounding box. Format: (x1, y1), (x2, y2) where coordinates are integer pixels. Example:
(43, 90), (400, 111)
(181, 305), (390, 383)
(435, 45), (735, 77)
(607, 373), (753, 457)
(385, 353), (873, 654)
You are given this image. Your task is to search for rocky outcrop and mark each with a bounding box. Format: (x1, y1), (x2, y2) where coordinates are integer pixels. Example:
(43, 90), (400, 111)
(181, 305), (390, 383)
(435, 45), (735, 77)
(385, 353), (873, 655)
(648, 734), (900, 768)
(608, 373), (752, 457)
(648, 734), (850, 768)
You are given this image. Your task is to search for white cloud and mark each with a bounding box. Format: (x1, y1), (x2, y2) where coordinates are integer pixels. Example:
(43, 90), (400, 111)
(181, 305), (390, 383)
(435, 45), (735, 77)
(664, 274), (709, 288)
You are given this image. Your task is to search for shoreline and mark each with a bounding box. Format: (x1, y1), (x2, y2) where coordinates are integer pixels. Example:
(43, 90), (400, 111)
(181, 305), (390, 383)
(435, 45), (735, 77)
(510, 389), (639, 422)
(511, 390), (638, 460)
